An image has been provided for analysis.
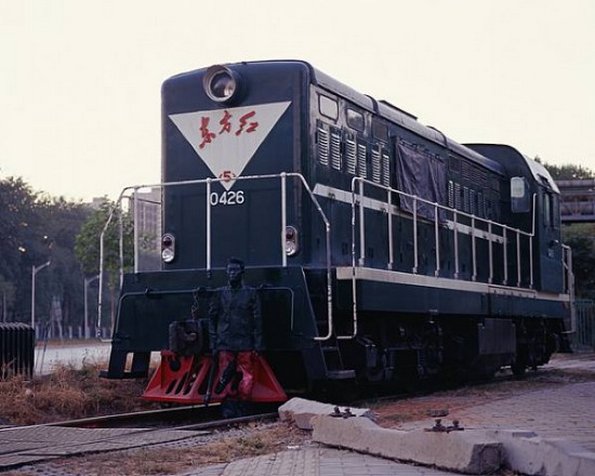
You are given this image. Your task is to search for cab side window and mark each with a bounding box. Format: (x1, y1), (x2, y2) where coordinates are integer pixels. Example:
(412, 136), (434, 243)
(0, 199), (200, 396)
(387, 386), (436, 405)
(543, 192), (552, 227)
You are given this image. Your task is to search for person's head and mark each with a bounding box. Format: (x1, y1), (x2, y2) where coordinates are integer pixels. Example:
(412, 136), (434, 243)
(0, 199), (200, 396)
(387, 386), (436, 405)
(226, 257), (245, 287)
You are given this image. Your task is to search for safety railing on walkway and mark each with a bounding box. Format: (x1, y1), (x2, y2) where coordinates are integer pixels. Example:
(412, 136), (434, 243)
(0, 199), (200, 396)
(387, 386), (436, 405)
(97, 173), (334, 341)
(98, 173), (574, 343)
(343, 177), (573, 340)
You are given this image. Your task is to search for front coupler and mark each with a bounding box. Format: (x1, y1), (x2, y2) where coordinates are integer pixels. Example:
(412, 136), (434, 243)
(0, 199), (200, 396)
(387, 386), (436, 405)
(142, 350), (287, 404)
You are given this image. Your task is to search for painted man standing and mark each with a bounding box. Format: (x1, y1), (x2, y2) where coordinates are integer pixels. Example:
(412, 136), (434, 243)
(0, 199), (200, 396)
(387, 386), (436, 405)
(208, 257), (263, 400)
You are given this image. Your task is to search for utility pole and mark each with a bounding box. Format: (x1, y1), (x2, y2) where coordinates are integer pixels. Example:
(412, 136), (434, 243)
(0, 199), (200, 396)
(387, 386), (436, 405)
(83, 274), (100, 339)
(31, 261), (51, 331)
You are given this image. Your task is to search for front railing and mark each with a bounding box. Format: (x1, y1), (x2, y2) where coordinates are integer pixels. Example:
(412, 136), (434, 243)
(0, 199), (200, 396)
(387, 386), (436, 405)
(97, 173), (334, 341)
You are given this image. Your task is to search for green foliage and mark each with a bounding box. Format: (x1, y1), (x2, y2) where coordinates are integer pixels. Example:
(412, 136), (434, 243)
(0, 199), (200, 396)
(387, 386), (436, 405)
(562, 223), (595, 298)
(539, 162), (595, 297)
(74, 199), (134, 289)
(0, 176), (90, 325)
(542, 162), (594, 180)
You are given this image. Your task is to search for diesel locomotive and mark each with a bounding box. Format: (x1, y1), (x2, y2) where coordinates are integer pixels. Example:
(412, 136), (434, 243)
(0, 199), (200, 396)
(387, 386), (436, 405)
(102, 60), (573, 403)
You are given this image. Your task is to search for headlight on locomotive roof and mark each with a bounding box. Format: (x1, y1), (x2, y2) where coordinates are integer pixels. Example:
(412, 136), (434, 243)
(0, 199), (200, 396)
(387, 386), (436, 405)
(203, 65), (241, 104)
(285, 226), (299, 256)
(161, 233), (175, 263)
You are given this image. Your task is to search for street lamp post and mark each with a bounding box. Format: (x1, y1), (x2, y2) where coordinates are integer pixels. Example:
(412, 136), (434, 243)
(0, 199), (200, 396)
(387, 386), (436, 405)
(83, 274), (100, 339)
(31, 261), (51, 332)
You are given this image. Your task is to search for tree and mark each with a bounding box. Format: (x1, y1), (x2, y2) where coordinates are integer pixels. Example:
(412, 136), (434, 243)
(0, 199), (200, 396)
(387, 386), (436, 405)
(0, 276), (16, 322)
(37, 196), (91, 333)
(540, 162), (595, 298)
(74, 199), (134, 328)
(542, 162), (594, 180)
(0, 176), (89, 329)
(562, 223), (595, 299)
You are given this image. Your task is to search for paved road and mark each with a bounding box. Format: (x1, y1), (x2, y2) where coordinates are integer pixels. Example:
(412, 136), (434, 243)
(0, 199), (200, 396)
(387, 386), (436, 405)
(180, 447), (462, 476)
(34, 342), (111, 375)
(181, 353), (595, 476)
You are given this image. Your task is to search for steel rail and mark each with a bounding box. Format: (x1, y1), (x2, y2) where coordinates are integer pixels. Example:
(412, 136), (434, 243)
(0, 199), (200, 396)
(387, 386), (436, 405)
(0, 403), (278, 434)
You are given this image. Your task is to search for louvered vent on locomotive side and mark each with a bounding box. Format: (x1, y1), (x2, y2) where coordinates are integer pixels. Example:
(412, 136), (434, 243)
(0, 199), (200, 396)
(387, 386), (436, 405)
(331, 130), (342, 170)
(357, 143), (367, 178)
(345, 136), (357, 174)
(371, 147), (381, 183)
(470, 189), (476, 215)
(477, 191), (484, 217)
(455, 182), (462, 210)
(317, 127), (329, 166)
(382, 151), (390, 187)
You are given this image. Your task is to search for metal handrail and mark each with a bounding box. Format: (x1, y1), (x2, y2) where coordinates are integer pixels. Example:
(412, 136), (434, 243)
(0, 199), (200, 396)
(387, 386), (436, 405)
(98, 172), (335, 342)
(561, 244), (576, 334)
(342, 177), (539, 340)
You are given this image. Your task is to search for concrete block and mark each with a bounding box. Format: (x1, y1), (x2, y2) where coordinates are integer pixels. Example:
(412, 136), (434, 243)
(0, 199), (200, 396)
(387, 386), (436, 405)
(277, 397), (375, 430)
(487, 429), (595, 476)
(312, 415), (502, 474)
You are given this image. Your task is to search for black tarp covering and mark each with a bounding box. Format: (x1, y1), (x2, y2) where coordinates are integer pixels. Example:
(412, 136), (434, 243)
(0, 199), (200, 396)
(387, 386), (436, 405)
(396, 140), (447, 220)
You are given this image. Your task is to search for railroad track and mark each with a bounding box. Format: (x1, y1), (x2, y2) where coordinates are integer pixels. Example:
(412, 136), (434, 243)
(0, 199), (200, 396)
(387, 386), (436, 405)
(353, 365), (555, 407)
(0, 405), (280, 473)
(0, 402), (280, 441)
(53, 402), (280, 430)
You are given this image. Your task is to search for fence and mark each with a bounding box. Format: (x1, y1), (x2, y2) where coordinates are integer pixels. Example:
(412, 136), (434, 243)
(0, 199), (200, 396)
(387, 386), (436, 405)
(575, 299), (595, 350)
(0, 323), (34, 379)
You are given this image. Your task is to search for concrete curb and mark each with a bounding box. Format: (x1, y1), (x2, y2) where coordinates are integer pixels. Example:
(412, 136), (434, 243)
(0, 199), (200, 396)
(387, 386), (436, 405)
(485, 429), (595, 476)
(311, 415), (502, 474)
(278, 397), (375, 430)
(279, 398), (595, 476)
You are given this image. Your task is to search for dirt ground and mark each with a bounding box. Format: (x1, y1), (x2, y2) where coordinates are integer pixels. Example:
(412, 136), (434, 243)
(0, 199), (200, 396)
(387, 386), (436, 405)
(2, 353), (595, 475)
(0, 363), (158, 425)
(371, 353), (595, 429)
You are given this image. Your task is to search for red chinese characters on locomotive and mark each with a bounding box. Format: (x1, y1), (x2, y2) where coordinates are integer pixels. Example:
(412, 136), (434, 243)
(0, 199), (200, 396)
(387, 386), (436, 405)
(199, 117), (216, 149)
(218, 110), (233, 134)
(235, 111), (259, 136)
(198, 110), (259, 149)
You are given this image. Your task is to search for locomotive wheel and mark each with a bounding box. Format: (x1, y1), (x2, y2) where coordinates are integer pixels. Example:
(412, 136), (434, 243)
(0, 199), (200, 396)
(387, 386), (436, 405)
(511, 351), (527, 378)
(327, 379), (360, 404)
(511, 362), (526, 378)
(221, 400), (254, 418)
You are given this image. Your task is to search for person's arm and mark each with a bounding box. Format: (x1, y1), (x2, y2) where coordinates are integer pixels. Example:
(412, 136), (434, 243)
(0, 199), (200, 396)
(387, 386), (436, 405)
(208, 291), (219, 351)
(252, 290), (264, 352)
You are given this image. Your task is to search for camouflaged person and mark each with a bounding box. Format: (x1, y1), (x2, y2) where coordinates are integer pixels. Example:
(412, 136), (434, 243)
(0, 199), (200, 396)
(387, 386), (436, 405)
(208, 257), (263, 399)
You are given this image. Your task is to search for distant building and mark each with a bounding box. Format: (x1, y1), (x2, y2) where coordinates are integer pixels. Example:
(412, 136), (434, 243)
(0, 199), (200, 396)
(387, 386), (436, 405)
(132, 188), (162, 271)
(89, 196), (108, 210)
(88, 191), (162, 271)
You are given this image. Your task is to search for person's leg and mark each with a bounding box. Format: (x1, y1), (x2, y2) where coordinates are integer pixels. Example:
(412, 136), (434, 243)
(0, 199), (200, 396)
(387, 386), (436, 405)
(215, 351), (237, 398)
(236, 351), (255, 399)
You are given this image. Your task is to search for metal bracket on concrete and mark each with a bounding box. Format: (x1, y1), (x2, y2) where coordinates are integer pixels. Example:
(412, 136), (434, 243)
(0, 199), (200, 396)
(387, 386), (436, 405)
(425, 418), (464, 432)
(330, 407), (355, 418)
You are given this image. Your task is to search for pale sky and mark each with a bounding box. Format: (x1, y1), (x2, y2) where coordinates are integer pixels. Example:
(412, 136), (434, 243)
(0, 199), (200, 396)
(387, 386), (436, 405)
(1, 0), (594, 202)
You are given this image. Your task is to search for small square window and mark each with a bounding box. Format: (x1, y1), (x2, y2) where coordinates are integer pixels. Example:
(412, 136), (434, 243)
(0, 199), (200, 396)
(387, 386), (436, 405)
(346, 108), (365, 132)
(372, 119), (388, 141)
(319, 95), (338, 120)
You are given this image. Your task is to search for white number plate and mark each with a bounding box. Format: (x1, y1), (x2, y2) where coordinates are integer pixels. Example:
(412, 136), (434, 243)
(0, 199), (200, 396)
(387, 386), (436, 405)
(209, 190), (245, 206)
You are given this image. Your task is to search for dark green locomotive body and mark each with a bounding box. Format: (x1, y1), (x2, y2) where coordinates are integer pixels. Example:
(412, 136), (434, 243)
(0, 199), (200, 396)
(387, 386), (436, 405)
(104, 61), (572, 391)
